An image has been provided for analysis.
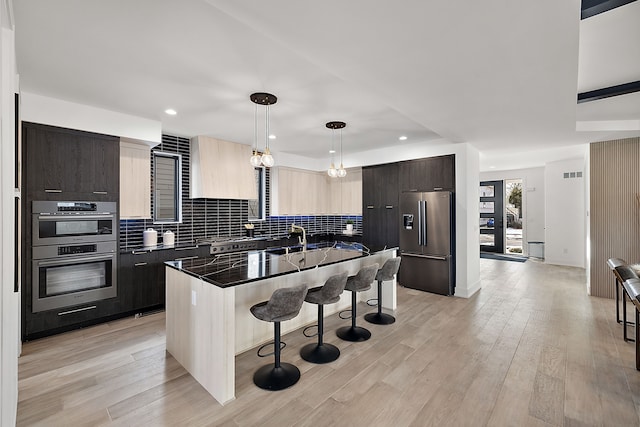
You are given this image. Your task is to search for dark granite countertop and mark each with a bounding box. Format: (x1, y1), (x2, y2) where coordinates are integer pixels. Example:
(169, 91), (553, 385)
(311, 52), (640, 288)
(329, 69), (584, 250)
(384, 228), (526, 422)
(165, 241), (371, 288)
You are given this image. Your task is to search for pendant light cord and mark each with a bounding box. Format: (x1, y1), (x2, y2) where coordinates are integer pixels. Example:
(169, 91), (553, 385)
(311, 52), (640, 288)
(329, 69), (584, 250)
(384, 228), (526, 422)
(339, 128), (343, 165)
(254, 103), (258, 153)
(265, 104), (270, 152)
(331, 127), (335, 163)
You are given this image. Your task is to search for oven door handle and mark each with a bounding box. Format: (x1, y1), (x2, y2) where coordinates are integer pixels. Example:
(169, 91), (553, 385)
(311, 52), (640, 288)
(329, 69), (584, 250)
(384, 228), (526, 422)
(37, 214), (115, 221)
(35, 254), (114, 266)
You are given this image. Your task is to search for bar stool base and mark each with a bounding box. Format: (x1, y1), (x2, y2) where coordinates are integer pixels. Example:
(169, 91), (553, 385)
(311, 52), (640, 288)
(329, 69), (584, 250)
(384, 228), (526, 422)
(253, 363), (300, 391)
(336, 325), (371, 342)
(364, 312), (396, 325)
(300, 343), (340, 364)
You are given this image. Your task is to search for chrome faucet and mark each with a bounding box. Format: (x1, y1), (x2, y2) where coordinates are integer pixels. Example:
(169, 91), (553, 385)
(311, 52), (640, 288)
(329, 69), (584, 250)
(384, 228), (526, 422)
(290, 224), (307, 253)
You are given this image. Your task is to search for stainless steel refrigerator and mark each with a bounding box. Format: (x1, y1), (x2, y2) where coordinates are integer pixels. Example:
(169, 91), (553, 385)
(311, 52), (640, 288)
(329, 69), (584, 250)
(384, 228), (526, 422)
(399, 191), (455, 295)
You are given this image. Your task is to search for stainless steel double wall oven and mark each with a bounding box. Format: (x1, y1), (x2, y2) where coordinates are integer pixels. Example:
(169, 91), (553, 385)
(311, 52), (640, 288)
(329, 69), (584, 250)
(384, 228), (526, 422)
(31, 201), (117, 313)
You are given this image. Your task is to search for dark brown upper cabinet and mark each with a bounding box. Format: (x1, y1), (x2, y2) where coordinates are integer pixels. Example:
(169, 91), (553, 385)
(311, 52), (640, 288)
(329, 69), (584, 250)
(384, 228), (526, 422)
(23, 122), (119, 202)
(399, 154), (455, 192)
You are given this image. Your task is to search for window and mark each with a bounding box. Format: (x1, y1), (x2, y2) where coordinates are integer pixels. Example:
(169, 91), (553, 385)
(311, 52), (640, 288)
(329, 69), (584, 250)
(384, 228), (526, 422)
(248, 167), (265, 221)
(153, 151), (182, 223)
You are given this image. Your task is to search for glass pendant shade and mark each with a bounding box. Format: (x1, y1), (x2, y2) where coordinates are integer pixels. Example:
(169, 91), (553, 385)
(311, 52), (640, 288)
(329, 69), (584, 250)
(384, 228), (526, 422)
(337, 163), (347, 177)
(328, 163), (338, 177)
(261, 148), (275, 167)
(250, 151), (262, 167)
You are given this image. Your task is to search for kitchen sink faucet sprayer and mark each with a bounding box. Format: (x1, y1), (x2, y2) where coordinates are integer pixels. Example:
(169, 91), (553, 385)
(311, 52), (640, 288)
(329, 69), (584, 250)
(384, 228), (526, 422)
(290, 224), (307, 253)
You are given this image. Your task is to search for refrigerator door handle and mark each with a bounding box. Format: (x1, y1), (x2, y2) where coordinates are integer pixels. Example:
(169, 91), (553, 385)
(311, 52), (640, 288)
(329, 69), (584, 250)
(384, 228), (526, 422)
(421, 200), (428, 246)
(417, 200), (422, 245)
(401, 252), (447, 261)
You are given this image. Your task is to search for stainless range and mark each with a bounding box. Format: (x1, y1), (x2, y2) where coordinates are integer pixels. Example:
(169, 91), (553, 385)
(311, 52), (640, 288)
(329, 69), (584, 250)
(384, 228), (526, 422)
(199, 237), (260, 255)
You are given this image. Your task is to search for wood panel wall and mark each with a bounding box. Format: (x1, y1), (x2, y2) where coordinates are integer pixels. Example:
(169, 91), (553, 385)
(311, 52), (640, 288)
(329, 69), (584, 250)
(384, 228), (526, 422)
(590, 137), (640, 298)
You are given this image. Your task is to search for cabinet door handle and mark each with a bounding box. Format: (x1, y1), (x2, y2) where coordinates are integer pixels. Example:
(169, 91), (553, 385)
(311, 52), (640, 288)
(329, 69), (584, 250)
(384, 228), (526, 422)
(175, 256), (197, 261)
(58, 306), (97, 316)
(93, 191), (108, 195)
(134, 262), (148, 267)
(366, 205), (375, 209)
(132, 250), (150, 255)
(433, 187), (443, 191)
(45, 189), (62, 193)
(385, 205), (394, 209)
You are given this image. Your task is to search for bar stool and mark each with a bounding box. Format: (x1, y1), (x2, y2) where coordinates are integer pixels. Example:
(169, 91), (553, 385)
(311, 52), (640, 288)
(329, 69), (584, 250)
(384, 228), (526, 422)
(365, 257), (401, 325)
(300, 272), (349, 364)
(607, 258), (626, 324)
(614, 265), (638, 343)
(336, 264), (379, 342)
(250, 283), (308, 391)
(622, 278), (640, 371)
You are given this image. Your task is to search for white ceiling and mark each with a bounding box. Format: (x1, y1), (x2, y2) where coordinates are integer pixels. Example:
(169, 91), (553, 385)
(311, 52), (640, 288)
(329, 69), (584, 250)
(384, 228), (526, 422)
(13, 0), (640, 172)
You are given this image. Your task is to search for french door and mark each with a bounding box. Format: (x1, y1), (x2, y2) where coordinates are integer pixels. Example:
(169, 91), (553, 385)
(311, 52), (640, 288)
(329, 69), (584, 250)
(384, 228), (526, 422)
(479, 180), (504, 253)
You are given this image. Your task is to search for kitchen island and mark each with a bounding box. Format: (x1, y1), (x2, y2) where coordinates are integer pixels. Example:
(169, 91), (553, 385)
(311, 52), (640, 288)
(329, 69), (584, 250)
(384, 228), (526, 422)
(164, 242), (397, 405)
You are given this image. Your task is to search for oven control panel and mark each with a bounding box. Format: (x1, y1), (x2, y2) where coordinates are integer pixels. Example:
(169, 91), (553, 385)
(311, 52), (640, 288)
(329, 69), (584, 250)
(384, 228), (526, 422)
(32, 241), (116, 260)
(58, 244), (98, 256)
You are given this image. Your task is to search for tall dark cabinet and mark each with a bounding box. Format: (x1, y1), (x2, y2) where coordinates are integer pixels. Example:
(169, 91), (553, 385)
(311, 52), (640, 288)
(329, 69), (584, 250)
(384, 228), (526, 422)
(362, 154), (455, 251)
(22, 122), (120, 340)
(362, 163), (399, 250)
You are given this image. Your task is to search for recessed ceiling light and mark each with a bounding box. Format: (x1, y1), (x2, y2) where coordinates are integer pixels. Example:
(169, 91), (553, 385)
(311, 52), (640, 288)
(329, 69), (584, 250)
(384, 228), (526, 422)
(329, 150), (336, 154)
(268, 134), (276, 140)
(165, 109), (177, 115)
(489, 165), (496, 169)
(399, 135), (408, 141)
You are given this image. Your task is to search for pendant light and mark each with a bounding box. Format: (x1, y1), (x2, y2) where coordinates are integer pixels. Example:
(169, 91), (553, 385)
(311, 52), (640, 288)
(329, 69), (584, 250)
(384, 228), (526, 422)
(327, 122), (338, 177)
(249, 92), (277, 167)
(326, 121), (347, 178)
(337, 123), (347, 177)
(249, 102), (262, 167)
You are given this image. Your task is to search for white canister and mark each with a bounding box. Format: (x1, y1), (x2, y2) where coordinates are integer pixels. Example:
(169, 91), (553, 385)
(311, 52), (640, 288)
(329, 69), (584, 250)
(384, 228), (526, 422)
(143, 228), (158, 247)
(163, 230), (175, 246)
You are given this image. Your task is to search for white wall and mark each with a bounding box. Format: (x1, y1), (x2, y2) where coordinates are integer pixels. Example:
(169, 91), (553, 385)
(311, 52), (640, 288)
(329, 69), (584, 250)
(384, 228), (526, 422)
(544, 158), (586, 268)
(21, 92), (162, 144)
(480, 167), (545, 256)
(0, 0), (18, 424)
(455, 144), (481, 298)
(481, 158), (589, 269)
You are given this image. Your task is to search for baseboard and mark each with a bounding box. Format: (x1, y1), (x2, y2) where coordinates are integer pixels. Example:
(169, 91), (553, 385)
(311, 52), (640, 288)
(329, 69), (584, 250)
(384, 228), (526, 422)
(454, 279), (482, 298)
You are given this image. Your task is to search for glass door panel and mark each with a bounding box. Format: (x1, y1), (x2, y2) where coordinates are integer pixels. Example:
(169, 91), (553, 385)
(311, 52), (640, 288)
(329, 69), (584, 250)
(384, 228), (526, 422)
(480, 180), (504, 253)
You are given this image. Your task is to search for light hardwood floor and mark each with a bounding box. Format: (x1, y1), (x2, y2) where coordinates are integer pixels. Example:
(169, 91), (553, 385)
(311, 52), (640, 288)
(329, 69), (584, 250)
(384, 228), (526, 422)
(17, 259), (640, 426)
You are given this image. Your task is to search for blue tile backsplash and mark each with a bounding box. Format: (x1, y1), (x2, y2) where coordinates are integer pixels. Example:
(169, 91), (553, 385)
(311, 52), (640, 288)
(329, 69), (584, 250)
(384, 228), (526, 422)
(119, 134), (361, 250)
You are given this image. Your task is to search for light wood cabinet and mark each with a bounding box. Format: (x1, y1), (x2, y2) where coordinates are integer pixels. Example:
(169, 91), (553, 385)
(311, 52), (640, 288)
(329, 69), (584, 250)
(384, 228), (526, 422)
(271, 167), (322, 215)
(119, 140), (151, 219)
(271, 166), (361, 215)
(327, 168), (362, 215)
(190, 136), (257, 200)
